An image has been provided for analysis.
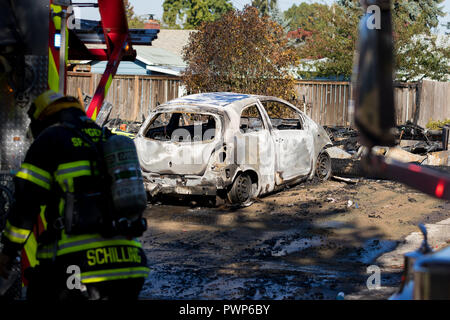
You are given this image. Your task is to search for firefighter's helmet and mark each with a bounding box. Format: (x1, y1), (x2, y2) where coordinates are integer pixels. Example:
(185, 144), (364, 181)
(29, 90), (85, 121)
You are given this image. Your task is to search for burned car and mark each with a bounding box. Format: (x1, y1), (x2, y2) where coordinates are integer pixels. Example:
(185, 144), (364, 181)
(135, 92), (333, 205)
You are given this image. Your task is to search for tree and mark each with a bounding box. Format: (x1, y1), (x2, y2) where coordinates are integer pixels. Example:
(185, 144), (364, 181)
(294, 3), (360, 79)
(284, 2), (331, 48)
(251, 0), (277, 16)
(393, 0), (446, 29)
(162, 0), (233, 29)
(393, 1), (449, 81)
(269, 5), (290, 32)
(123, 0), (145, 28)
(292, 0), (449, 81)
(182, 6), (299, 100)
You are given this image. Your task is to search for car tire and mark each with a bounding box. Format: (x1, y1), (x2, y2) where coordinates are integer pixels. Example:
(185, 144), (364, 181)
(227, 173), (254, 206)
(316, 150), (332, 181)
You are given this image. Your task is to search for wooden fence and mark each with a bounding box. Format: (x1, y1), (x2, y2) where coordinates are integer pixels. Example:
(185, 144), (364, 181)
(414, 80), (450, 127)
(294, 81), (351, 126)
(296, 81), (416, 127)
(67, 72), (181, 121)
(295, 80), (449, 127)
(67, 72), (449, 126)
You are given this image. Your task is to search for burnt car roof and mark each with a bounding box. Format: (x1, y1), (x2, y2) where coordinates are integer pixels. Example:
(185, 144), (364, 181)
(164, 92), (260, 108)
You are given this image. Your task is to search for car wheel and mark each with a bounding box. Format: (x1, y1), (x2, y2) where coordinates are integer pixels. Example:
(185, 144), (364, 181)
(316, 150), (331, 181)
(227, 173), (254, 206)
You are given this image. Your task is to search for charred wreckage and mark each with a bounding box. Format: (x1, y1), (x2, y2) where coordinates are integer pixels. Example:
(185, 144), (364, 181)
(134, 92), (333, 205)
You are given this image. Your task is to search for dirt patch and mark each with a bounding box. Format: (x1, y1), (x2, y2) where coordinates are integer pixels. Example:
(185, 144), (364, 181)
(139, 178), (450, 300)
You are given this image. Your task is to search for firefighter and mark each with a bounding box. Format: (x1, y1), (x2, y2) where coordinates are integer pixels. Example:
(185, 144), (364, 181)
(0, 90), (149, 300)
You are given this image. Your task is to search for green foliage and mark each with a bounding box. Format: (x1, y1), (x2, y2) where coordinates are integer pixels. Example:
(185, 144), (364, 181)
(337, 0), (360, 9)
(294, 3), (360, 79)
(269, 5), (290, 32)
(284, 2), (329, 32)
(426, 119), (450, 130)
(162, 0), (233, 29)
(290, 0), (449, 81)
(251, 0), (278, 16)
(393, 0), (449, 81)
(182, 6), (298, 100)
(123, 0), (145, 28)
(394, 0), (446, 29)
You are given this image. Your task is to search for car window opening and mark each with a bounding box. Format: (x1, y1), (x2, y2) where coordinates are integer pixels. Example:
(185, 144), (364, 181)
(240, 104), (264, 134)
(145, 112), (217, 142)
(260, 100), (304, 131)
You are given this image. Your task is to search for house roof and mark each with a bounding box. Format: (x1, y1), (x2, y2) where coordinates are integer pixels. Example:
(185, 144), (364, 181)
(136, 46), (186, 68)
(146, 65), (185, 76)
(148, 29), (196, 57)
(74, 29), (195, 76)
(88, 46), (187, 76)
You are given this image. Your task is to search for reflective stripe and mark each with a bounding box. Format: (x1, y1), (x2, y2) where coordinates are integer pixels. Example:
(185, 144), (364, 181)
(58, 198), (65, 216)
(3, 221), (31, 244)
(111, 129), (136, 139)
(91, 107), (98, 121)
(58, 236), (142, 250)
(16, 163), (52, 190)
(37, 235), (142, 257)
(105, 74), (113, 94)
(81, 267), (150, 284)
(48, 48), (59, 92)
(24, 233), (39, 267)
(22, 163), (52, 180)
(39, 205), (48, 231)
(4, 230), (29, 244)
(56, 161), (92, 178)
(58, 239), (142, 256)
(51, 4), (62, 30)
(55, 160), (92, 193)
(57, 165), (91, 176)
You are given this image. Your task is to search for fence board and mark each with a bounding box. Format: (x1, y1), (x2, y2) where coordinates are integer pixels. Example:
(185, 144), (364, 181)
(67, 73), (448, 126)
(294, 80), (435, 127)
(67, 72), (181, 122)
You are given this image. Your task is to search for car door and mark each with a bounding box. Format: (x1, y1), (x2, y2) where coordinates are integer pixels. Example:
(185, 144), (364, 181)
(259, 100), (313, 185)
(235, 103), (275, 193)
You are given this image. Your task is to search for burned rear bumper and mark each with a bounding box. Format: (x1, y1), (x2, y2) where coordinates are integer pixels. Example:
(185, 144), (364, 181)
(142, 172), (219, 196)
(141, 162), (241, 197)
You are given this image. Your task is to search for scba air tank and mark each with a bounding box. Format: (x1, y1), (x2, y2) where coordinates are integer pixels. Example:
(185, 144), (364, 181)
(103, 135), (147, 221)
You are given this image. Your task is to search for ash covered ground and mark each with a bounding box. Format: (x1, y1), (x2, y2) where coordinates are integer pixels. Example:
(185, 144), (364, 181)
(139, 178), (450, 300)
